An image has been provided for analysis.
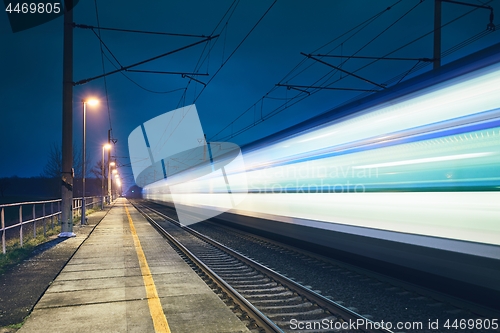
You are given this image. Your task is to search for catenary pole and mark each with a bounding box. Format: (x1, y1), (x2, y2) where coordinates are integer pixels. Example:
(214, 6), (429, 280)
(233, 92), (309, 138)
(108, 129), (111, 202)
(60, 0), (75, 237)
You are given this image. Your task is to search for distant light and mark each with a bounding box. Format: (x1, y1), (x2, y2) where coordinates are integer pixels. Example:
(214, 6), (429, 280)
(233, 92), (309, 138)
(85, 98), (99, 106)
(112, 169), (118, 174)
(103, 143), (111, 150)
(132, 190), (134, 193)
(110, 162), (116, 167)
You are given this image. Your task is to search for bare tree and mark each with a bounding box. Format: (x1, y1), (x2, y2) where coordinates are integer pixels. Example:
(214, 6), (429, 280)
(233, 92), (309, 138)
(41, 143), (92, 179)
(91, 159), (106, 180)
(41, 143), (62, 178)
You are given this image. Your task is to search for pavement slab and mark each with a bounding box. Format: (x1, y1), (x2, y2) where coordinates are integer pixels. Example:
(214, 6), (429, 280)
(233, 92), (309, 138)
(0, 206), (111, 328)
(10, 198), (250, 333)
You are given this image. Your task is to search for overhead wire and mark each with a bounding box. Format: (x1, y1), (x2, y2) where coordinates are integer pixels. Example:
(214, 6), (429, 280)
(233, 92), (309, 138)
(176, 0), (240, 108)
(280, 3), (396, 85)
(91, 28), (123, 68)
(168, 0), (274, 168)
(306, 0), (424, 93)
(212, 0), (498, 142)
(93, 0), (113, 137)
(192, 0), (277, 104)
(170, 0), (245, 168)
(294, 0), (420, 95)
(144, 0), (242, 158)
(210, 0), (403, 141)
(338, 0), (496, 104)
(86, 1), (241, 183)
(98, 49), (187, 94)
(74, 23), (209, 38)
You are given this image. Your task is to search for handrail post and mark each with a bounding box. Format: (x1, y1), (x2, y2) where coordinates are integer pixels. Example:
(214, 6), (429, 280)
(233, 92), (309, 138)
(51, 202), (54, 230)
(33, 204), (36, 238)
(1, 207), (5, 254)
(19, 205), (23, 247)
(43, 203), (46, 237)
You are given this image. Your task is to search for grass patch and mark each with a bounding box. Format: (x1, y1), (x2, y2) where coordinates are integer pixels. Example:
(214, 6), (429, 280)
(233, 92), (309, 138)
(0, 224), (61, 275)
(0, 321), (25, 332)
(6, 322), (24, 329)
(0, 205), (101, 275)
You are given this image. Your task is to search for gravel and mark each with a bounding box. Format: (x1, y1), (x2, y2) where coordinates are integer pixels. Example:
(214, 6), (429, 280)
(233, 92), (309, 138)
(191, 221), (499, 333)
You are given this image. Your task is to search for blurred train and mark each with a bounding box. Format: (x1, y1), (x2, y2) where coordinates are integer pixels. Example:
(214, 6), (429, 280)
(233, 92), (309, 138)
(144, 43), (500, 305)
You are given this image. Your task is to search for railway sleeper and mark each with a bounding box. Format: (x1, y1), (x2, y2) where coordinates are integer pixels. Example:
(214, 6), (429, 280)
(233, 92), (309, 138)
(265, 308), (326, 321)
(232, 282), (278, 290)
(203, 259), (241, 265)
(211, 265), (251, 271)
(223, 277), (271, 284)
(249, 296), (304, 306)
(221, 271), (261, 278)
(239, 286), (287, 295)
(244, 291), (295, 299)
(258, 302), (316, 313)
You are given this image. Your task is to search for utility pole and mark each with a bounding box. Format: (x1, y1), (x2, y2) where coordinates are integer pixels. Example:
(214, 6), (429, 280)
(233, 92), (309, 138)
(59, 0), (75, 237)
(433, 0), (495, 70)
(433, 0), (442, 70)
(107, 129), (111, 203)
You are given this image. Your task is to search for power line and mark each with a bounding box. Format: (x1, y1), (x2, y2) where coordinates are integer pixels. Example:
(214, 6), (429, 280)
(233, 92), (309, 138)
(93, 0), (113, 137)
(96, 49), (186, 94)
(301, 53), (387, 89)
(336, 0), (496, 105)
(73, 23), (209, 38)
(74, 35), (218, 86)
(192, 0), (277, 104)
(311, 54), (433, 62)
(210, 0), (498, 143)
(279, 3), (395, 86)
(210, 0), (404, 141)
(176, 0), (241, 108)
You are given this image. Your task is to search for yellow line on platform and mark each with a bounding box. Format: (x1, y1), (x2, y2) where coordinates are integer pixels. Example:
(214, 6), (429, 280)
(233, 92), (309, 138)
(125, 205), (171, 333)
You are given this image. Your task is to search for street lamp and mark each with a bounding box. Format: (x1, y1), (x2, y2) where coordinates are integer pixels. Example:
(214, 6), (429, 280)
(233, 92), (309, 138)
(109, 162), (116, 201)
(82, 98), (99, 225)
(115, 177), (122, 196)
(101, 143), (111, 209)
(114, 173), (120, 198)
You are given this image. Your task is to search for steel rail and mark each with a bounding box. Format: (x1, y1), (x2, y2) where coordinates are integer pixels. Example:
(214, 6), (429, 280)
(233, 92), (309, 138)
(131, 201), (284, 333)
(135, 200), (392, 333)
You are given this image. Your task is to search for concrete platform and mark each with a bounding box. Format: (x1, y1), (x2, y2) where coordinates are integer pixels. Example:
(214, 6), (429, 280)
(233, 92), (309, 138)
(18, 198), (249, 333)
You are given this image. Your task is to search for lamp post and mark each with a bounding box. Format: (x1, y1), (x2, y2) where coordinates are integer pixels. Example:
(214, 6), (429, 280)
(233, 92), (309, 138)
(82, 98), (99, 225)
(114, 173), (120, 198)
(115, 176), (122, 197)
(101, 144), (111, 209)
(109, 162), (116, 202)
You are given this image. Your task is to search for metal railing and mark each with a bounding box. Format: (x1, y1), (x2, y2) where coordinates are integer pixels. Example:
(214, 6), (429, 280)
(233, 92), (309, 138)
(0, 196), (105, 254)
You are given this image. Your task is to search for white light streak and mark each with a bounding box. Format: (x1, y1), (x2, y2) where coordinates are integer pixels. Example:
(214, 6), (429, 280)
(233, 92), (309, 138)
(352, 152), (493, 169)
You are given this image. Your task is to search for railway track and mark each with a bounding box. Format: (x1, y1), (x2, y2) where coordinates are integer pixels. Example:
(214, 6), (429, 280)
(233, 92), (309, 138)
(131, 200), (391, 333)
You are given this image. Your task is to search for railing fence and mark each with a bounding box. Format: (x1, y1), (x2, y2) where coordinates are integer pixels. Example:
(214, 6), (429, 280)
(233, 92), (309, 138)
(1, 196), (106, 255)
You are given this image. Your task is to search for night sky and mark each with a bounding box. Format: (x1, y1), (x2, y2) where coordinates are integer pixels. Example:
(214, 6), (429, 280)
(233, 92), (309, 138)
(1, 0), (499, 191)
